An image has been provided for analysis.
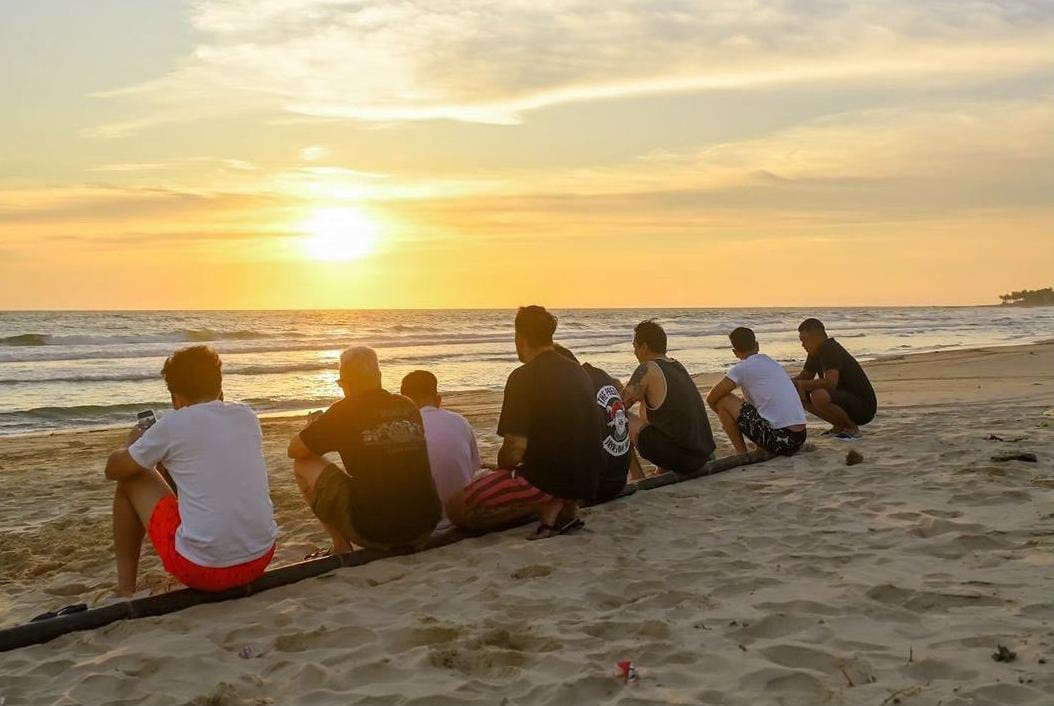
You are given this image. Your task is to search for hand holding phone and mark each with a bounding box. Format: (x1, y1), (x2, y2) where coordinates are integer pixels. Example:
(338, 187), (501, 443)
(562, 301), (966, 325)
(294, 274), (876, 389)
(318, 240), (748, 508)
(136, 410), (157, 430)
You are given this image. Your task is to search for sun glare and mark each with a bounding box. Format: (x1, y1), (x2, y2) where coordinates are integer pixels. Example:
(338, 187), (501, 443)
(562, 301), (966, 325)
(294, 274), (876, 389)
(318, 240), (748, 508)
(301, 207), (379, 261)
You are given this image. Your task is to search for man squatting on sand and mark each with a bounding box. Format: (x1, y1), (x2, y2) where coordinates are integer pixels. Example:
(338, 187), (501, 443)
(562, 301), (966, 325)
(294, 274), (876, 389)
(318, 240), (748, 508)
(793, 317), (878, 440)
(706, 327), (808, 456)
(102, 310), (875, 595)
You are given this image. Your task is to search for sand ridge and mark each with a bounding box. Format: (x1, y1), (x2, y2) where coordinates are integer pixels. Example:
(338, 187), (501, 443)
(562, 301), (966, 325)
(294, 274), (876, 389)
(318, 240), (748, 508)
(0, 342), (1052, 704)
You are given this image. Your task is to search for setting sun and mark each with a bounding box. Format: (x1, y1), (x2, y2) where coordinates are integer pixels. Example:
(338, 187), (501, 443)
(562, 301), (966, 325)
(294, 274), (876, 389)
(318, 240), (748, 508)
(301, 207), (379, 262)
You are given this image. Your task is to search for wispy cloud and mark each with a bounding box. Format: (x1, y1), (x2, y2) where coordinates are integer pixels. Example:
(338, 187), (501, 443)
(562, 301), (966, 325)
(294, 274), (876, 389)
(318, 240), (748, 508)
(88, 0), (1054, 136)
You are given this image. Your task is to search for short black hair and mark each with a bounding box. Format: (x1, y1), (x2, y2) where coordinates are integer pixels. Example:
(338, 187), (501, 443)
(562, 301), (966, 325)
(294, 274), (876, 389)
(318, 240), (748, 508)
(798, 318), (826, 335)
(400, 370), (438, 399)
(515, 306), (557, 347)
(729, 327), (758, 353)
(633, 319), (667, 354)
(552, 343), (579, 364)
(161, 345), (222, 400)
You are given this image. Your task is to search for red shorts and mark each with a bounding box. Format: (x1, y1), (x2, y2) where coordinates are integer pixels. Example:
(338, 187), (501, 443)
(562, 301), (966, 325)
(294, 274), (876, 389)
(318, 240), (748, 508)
(461, 468), (553, 526)
(147, 496), (275, 592)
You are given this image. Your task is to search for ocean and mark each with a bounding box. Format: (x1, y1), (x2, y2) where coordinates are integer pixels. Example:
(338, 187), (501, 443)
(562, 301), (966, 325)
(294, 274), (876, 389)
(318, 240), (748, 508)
(1, 307), (1050, 435)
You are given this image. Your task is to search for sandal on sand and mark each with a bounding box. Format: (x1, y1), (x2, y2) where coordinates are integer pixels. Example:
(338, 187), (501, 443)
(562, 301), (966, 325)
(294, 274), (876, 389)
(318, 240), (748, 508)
(303, 547), (333, 561)
(527, 517), (585, 541)
(31, 603), (88, 622)
(834, 430), (862, 441)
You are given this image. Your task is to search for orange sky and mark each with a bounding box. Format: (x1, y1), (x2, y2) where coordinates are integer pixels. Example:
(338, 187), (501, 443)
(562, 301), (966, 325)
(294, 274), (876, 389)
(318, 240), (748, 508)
(2, 1), (1052, 309)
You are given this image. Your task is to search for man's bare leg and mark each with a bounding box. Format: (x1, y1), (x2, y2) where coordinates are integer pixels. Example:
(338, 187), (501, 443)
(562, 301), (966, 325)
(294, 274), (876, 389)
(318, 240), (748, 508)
(293, 456), (352, 553)
(807, 389), (858, 435)
(113, 469), (174, 596)
(711, 394), (748, 454)
(628, 448), (646, 481)
(627, 411), (667, 476)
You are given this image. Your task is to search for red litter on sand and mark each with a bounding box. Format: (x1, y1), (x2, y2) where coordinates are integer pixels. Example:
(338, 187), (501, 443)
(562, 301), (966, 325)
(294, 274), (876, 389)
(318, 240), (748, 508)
(616, 660), (639, 684)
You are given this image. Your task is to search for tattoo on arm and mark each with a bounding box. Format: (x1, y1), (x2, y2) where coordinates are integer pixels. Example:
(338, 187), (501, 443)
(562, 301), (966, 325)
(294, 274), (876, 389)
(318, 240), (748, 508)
(622, 363), (650, 406)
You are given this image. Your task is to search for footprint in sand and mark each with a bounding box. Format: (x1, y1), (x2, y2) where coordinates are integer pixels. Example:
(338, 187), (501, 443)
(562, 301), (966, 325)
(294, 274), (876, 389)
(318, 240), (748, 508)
(865, 584), (1003, 612)
(510, 564), (552, 580)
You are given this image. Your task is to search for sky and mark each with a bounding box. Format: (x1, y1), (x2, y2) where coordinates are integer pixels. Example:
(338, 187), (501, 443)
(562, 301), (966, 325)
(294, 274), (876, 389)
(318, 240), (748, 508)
(1, 0), (1051, 309)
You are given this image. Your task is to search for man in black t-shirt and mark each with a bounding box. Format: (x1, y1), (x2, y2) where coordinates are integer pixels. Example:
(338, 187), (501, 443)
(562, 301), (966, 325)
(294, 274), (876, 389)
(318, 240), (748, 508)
(552, 344), (636, 501)
(793, 318), (877, 439)
(446, 307), (603, 539)
(287, 346), (441, 553)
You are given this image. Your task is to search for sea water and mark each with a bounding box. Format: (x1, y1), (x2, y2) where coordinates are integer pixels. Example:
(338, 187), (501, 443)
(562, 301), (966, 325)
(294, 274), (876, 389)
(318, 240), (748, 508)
(1, 307), (1050, 435)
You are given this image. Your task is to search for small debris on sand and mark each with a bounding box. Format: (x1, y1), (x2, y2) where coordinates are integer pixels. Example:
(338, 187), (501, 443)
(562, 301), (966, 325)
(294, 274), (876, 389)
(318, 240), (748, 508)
(991, 452), (1037, 463)
(846, 450), (864, 466)
(992, 644), (1017, 663)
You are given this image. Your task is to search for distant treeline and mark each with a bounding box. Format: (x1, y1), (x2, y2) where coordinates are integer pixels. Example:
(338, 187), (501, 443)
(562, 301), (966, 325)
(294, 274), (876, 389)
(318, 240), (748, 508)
(999, 287), (1054, 306)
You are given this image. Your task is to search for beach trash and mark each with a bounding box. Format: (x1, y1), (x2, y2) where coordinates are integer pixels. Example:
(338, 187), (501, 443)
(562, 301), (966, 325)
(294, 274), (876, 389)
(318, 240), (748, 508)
(238, 645), (257, 659)
(992, 644), (1017, 663)
(991, 452), (1037, 463)
(846, 450), (864, 466)
(615, 660), (639, 684)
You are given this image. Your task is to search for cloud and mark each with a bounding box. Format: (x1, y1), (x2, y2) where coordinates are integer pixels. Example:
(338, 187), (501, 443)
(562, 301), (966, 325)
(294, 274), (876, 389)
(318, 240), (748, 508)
(89, 0), (1054, 135)
(298, 145), (331, 162)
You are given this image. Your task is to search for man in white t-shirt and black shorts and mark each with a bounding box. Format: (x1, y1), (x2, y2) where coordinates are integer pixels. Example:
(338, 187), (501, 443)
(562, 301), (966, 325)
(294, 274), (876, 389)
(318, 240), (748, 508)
(706, 327), (807, 456)
(104, 346), (278, 596)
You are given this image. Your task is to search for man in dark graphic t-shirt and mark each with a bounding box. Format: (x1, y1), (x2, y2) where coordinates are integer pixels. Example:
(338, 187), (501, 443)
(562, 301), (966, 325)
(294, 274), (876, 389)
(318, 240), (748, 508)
(287, 346), (441, 552)
(552, 344), (634, 501)
(446, 306), (603, 540)
(793, 318), (877, 440)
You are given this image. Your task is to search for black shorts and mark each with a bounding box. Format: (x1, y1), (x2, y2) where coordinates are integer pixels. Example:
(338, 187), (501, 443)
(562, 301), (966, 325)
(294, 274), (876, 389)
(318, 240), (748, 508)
(829, 390), (876, 426)
(637, 424), (711, 475)
(736, 403), (807, 456)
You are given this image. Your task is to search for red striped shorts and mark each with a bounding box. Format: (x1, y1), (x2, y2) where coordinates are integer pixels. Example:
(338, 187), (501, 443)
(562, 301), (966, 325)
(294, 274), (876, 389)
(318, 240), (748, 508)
(462, 468), (553, 521)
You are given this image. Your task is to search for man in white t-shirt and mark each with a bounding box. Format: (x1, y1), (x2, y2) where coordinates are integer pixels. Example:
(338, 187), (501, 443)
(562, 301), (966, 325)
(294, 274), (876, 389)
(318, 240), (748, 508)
(400, 370), (480, 532)
(104, 346), (278, 596)
(706, 327), (808, 456)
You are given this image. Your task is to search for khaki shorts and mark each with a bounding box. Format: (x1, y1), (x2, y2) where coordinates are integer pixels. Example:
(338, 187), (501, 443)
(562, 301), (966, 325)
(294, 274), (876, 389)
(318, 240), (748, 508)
(312, 464), (431, 551)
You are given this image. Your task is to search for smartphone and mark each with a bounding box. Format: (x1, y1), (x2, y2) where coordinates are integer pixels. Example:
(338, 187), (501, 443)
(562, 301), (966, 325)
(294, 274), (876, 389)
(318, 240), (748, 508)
(136, 410), (157, 430)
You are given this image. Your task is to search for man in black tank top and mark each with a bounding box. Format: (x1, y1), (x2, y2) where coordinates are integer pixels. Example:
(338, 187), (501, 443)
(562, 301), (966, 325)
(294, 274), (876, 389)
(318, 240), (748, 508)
(621, 320), (717, 475)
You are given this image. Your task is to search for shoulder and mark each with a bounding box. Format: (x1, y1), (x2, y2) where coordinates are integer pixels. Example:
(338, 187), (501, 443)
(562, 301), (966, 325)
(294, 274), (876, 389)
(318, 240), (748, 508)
(630, 359), (657, 378)
(505, 364), (529, 384)
(222, 401), (259, 419)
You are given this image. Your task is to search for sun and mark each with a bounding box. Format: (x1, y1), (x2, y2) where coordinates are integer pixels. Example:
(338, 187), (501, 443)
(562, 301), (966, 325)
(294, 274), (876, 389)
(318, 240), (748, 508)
(300, 207), (379, 261)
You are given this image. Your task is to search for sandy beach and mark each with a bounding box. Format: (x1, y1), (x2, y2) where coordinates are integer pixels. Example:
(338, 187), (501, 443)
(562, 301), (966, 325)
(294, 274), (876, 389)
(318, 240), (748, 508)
(1, 342), (1052, 705)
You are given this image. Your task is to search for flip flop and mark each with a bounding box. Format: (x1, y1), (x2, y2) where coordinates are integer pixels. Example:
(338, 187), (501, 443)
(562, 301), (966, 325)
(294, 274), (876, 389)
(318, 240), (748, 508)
(303, 547), (333, 561)
(31, 603), (88, 622)
(834, 431), (862, 441)
(526, 517), (585, 541)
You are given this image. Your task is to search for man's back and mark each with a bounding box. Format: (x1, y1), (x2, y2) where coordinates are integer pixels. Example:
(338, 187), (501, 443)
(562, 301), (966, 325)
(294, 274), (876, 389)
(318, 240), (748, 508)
(300, 389), (442, 545)
(498, 350), (603, 500)
(648, 358), (716, 456)
(728, 353), (806, 429)
(420, 405), (479, 531)
(805, 339), (877, 409)
(582, 363), (631, 497)
(128, 400), (278, 567)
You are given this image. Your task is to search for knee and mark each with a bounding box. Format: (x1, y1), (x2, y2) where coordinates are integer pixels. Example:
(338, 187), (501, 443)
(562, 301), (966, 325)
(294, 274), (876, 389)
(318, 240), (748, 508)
(809, 389), (831, 407)
(292, 457), (319, 479)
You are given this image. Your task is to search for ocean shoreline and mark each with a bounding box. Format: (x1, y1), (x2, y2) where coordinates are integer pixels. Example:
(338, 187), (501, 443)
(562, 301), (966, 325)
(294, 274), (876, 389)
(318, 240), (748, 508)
(4, 338), (1051, 442)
